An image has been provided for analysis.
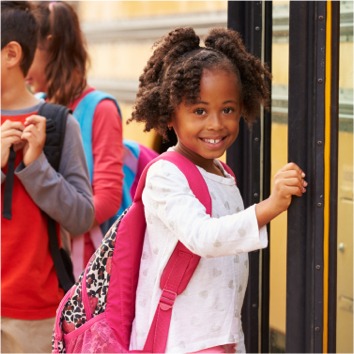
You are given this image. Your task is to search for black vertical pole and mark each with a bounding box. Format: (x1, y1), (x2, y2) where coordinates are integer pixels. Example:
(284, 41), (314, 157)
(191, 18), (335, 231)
(287, 2), (328, 352)
(327, 2), (339, 353)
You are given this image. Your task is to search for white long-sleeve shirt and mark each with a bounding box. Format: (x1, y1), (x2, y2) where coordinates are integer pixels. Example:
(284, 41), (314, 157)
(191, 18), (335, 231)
(130, 158), (268, 353)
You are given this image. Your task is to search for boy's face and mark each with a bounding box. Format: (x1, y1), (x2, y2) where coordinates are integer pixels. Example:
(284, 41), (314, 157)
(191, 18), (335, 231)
(25, 47), (49, 94)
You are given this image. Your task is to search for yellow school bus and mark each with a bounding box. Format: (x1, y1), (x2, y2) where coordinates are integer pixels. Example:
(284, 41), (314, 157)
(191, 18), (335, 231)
(74, 1), (353, 352)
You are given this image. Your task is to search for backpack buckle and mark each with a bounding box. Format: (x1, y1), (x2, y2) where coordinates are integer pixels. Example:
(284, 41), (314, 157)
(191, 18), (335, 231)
(159, 289), (177, 311)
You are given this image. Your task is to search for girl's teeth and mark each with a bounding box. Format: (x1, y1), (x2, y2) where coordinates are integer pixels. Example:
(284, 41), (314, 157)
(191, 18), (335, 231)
(204, 138), (221, 144)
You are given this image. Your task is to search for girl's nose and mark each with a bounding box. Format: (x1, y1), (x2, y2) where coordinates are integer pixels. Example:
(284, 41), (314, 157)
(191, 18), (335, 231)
(206, 113), (223, 129)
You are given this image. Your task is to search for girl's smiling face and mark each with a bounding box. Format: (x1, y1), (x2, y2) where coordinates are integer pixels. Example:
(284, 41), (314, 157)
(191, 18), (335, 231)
(172, 68), (242, 173)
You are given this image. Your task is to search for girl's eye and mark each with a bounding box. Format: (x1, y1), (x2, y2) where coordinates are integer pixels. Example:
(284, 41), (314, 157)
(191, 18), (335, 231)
(223, 107), (234, 114)
(194, 108), (206, 116)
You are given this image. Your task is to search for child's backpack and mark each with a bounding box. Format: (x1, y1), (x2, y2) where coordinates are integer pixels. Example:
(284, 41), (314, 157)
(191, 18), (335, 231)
(73, 90), (159, 231)
(52, 151), (215, 353)
(39, 103), (76, 293)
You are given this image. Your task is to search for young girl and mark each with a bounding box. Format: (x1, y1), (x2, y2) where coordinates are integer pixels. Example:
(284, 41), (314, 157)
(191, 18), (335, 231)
(128, 27), (307, 353)
(26, 1), (124, 278)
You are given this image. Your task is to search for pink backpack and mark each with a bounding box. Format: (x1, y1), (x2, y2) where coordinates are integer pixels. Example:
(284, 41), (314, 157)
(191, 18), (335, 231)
(52, 151), (234, 353)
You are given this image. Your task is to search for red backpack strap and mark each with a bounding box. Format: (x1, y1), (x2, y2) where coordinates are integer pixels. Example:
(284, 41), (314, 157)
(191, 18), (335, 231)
(141, 151), (211, 353)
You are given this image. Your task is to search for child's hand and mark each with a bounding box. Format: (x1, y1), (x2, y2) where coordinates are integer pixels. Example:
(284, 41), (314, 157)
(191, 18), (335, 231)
(256, 162), (307, 227)
(270, 162), (307, 209)
(21, 115), (46, 166)
(1, 120), (25, 168)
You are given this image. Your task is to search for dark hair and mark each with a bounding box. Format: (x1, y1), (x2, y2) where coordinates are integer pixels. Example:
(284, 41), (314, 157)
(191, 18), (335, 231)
(32, 1), (89, 106)
(129, 27), (271, 139)
(1, 1), (38, 76)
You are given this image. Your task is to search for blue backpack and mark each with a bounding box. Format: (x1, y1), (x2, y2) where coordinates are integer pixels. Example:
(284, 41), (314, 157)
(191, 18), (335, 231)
(72, 90), (159, 233)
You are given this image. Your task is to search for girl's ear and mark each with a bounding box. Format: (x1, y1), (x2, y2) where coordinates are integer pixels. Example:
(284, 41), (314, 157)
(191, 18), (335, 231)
(168, 115), (176, 130)
(3, 41), (22, 68)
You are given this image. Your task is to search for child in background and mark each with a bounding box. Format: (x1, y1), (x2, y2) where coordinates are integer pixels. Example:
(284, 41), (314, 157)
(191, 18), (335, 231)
(26, 1), (124, 278)
(1, 2), (94, 352)
(128, 27), (307, 353)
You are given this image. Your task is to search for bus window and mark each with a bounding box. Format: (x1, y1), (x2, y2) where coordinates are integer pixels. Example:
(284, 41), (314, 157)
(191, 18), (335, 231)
(336, 1), (353, 353)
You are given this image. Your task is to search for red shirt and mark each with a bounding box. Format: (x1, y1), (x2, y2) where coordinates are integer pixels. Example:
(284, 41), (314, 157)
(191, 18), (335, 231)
(1, 111), (64, 320)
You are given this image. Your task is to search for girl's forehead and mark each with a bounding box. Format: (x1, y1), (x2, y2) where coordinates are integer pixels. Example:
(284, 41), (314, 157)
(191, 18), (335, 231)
(201, 68), (240, 86)
(201, 67), (241, 86)
(181, 69), (242, 105)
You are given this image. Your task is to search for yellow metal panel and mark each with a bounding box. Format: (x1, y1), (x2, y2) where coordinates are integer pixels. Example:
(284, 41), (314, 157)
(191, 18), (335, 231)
(79, 1), (226, 21)
(269, 122), (288, 335)
(271, 43), (289, 86)
(88, 43), (153, 79)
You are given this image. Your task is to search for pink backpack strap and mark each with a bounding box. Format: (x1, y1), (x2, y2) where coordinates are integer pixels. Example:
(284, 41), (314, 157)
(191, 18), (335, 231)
(220, 161), (236, 180)
(141, 151), (212, 353)
(52, 286), (76, 353)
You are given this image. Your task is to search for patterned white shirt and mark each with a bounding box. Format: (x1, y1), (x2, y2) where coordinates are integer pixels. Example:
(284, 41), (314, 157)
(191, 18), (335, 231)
(130, 159), (268, 353)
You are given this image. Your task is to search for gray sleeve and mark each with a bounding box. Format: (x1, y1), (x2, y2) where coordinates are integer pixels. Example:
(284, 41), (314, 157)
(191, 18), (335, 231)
(15, 113), (94, 236)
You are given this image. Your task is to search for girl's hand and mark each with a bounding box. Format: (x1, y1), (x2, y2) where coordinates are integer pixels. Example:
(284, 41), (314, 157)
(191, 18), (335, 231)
(256, 162), (307, 227)
(270, 162), (307, 211)
(1, 120), (25, 168)
(21, 115), (46, 166)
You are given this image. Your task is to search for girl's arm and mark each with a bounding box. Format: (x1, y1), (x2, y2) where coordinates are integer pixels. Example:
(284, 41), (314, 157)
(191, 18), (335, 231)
(91, 99), (123, 225)
(255, 162), (307, 228)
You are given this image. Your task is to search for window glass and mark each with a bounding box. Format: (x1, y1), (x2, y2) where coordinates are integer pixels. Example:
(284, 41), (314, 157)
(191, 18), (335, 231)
(336, 1), (353, 353)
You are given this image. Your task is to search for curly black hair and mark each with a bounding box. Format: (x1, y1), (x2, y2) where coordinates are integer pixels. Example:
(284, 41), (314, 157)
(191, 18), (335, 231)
(129, 27), (271, 139)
